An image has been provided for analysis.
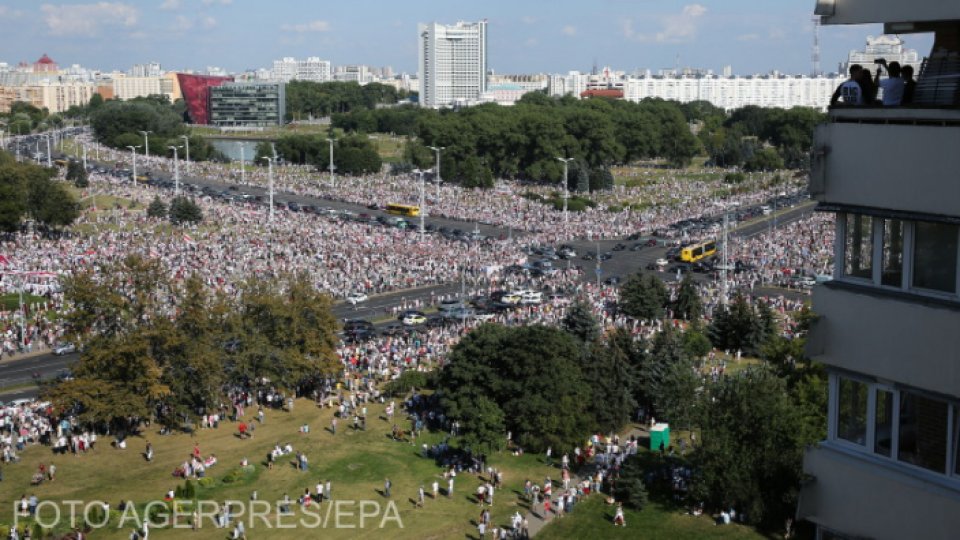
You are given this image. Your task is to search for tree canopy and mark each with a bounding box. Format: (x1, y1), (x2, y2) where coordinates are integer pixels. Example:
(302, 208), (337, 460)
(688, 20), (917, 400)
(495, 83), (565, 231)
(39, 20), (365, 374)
(0, 150), (79, 232)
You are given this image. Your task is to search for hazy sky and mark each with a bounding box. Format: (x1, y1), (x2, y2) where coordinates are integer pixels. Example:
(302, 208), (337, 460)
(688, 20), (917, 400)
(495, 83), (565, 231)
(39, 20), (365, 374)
(0, 0), (934, 75)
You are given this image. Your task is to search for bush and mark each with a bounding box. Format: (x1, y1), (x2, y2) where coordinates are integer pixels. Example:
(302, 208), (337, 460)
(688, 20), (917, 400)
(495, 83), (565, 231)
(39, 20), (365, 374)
(607, 205), (623, 213)
(146, 197), (167, 219)
(383, 370), (431, 397)
(168, 196), (202, 224)
(723, 172), (745, 184)
(614, 455), (649, 510)
(175, 479), (197, 499)
(197, 477), (216, 488)
(222, 465), (255, 484)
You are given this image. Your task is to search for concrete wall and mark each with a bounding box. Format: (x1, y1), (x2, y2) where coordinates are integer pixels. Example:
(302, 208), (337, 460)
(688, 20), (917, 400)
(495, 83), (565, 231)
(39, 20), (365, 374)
(800, 443), (960, 539)
(807, 284), (960, 398)
(819, 0), (960, 25)
(811, 119), (960, 217)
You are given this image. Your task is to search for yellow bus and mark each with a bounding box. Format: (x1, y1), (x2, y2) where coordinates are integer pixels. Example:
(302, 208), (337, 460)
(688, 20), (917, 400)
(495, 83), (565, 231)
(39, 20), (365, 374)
(680, 240), (717, 263)
(54, 159), (69, 168)
(386, 203), (420, 217)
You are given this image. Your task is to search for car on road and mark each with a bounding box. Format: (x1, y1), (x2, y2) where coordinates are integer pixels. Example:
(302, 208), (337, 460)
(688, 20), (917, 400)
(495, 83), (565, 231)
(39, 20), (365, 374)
(604, 276), (622, 286)
(52, 343), (77, 356)
(599, 252), (613, 261)
(346, 292), (369, 305)
(520, 291), (543, 305)
(581, 252), (596, 261)
(612, 243), (627, 251)
(444, 307), (476, 321)
(438, 299), (466, 312)
(399, 310), (427, 326)
(655, 258), (669, 268)
(630, 243), (645, 251)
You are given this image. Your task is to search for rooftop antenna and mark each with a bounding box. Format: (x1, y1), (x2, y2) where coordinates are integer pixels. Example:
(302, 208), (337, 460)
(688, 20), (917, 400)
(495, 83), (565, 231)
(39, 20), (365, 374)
(591, 58), (598, 76)
(812, 15), (822, 77)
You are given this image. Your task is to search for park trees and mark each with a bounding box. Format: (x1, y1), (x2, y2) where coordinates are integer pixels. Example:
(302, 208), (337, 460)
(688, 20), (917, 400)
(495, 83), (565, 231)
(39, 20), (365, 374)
(438, 324), (592, 452)
(48, 256), (340, 430)
(620, 272), (669, 320)
(168, 196), (203, 224)
(674, 272), (703, 321)
(66, 160), (88, 188)
(0, 151), (78, 232)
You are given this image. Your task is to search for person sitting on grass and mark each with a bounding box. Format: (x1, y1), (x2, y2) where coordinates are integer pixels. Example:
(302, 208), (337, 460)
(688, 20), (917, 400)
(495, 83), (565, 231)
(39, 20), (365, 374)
(614, 502), (626, 527)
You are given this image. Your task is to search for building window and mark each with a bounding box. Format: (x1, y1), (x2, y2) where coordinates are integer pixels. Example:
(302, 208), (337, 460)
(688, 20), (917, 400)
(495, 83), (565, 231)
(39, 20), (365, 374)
(912, 222), (958, 293)
(837, 378), (868, 446)
(844, 214), (873, 280)
(875, 389), (894, 457)
(898, 391), (948, 473)
(881, 219), (904, 287)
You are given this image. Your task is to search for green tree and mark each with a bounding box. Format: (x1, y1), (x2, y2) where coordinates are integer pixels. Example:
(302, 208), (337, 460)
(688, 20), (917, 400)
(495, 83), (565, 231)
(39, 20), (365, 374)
(691, 367), (806, 529)
(0, 151), (29, 232)
(147, 197), (168, 218)
(674, 272), (703, 321)
(640, 326), (700, 429)
(614, 455), (650, 510)
(620, 273), (669, 320)
(168, 196), (203, 224)
(561, 300), (600, 343)
(66, 160), (89, 187)
(743, 146), (784, 172)
(583, 338), (638, 433)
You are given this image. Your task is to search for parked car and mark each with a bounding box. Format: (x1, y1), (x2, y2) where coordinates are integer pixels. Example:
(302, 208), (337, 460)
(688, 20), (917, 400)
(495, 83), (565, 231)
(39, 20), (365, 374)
(346, 292), (368, 305)
(53, 343), (77, 356)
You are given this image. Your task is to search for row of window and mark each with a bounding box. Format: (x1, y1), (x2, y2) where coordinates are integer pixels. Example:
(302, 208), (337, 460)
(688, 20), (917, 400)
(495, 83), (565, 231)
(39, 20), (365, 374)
(840, 213), (960, 296)
(832, 374), (960, 479)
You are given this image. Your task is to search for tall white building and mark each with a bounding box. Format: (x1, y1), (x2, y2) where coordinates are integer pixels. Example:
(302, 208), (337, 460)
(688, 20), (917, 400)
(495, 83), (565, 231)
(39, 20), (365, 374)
(418, 20), (488, 108)
(842, 34), (922, 74)
(271, 57), (332, 83)
(129, 62), (162, 78)
(624, 74), (844, 111)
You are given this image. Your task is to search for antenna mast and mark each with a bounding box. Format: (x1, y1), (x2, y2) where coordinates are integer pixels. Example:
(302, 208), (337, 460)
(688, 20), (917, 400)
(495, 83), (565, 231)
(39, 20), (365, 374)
(812, 16), (822, 77)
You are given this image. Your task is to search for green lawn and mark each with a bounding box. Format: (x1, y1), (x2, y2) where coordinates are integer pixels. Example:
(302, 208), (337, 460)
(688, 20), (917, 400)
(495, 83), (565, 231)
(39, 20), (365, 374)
(0, 294), (48, 311)
(0, 398), (558, 539)
(538, 496), (763, 540)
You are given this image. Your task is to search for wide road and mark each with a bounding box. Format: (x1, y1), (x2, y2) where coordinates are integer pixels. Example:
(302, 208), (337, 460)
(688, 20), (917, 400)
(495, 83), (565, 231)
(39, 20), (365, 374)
(0, 151), (815, 398)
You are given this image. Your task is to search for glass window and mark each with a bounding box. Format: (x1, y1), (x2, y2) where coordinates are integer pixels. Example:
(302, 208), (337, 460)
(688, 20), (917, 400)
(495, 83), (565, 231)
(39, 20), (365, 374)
(874, 390), (893, 457)
(881, 219), (904, 287)
(912, 222), (958, 293)
(837, 378), (868, 446)
(844, 215), (873, 280)
(898, 391), (948, 473)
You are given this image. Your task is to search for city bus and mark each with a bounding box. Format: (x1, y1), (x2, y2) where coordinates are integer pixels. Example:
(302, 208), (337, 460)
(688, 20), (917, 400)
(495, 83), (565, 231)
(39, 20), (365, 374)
(679, 240), (717, 263)
(386, 203), (420, 217)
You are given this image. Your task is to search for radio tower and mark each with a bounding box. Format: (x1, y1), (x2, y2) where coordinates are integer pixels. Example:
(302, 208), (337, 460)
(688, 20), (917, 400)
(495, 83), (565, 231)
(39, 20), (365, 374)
(812, 15), (822, 77)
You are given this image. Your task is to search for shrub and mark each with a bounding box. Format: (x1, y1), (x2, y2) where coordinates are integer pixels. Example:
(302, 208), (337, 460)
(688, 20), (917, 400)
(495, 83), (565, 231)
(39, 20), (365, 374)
(723, 172), (745, 184)
(383, 370), (431, 397)
(146, 197), (167, 218)
(168, 196), (202, 224)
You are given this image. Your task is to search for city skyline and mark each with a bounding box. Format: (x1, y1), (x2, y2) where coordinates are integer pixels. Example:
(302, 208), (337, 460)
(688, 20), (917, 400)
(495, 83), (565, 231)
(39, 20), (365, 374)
(0, 0), (935, 76)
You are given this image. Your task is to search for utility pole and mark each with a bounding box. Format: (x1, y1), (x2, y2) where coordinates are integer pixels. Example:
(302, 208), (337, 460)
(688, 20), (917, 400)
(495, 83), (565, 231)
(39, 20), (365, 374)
(237, 142), (246, 184)
(428, 145), (444, 203)
(180, 135), (190, 171)
(82, 143), (88, 172)
(327, 138), (336, 187)
(44, 135), (52, 167)
(262, 157), (275, 222)
(139, 130), (152, 156)
(413, 168), (431, 241)
(557, 157), (574, 225)
(721, 210), (729, 305)
(169, 146), (180, 195)
(127, 145), (140, 182)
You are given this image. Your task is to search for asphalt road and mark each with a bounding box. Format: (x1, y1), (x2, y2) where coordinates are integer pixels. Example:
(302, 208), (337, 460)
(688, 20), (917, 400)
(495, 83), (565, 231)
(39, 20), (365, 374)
(0, 151), (815, 398)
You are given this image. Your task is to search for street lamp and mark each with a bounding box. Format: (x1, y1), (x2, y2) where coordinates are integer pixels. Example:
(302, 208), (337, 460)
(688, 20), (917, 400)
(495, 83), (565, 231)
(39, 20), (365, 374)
(236, 142), (246, 184)
(180, 135), (190, 171)
(326, 138), (336, 187)
(168, 146), (181, 195)
(44, 134), (52, 167)
(557, 157), (574, 224)
(413, 168), (432, 241)
(262, 156), (275, 222)
(81, 143), (88, 172)
(140, 130), (152, 156)
(127, 145), (141, 182)
(427, 145), (444, 203)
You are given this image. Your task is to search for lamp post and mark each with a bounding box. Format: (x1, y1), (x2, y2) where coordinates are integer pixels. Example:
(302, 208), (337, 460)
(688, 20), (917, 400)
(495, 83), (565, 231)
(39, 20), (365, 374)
(168, 146), (180, 195)
(81, 143), (88, 172)
(180, 135), (190, 171)
(557, 157), (574, 224)
(413, 168), (432, 242)
(326, 138), (336, 187)
(236, 142), (246, 184)
(127, 145), (141, 183)
(44, 134), (52, 167)
(262, 157), (275, 222)
(139, 130), (152, 156)
(428, 145), (444, 203)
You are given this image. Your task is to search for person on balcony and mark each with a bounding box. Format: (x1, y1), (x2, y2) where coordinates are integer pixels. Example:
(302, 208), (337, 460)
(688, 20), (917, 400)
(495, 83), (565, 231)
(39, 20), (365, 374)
(901, 65), (916, 105)
(831, 65), (865, 106)
(875, 60), (905, 106)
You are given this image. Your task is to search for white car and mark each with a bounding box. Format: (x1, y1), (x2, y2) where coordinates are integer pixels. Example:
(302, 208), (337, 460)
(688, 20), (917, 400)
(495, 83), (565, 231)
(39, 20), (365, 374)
(500, 293), (522, 305)
(521, 291), (543, 305)
(346, 292), (368, 305)
(655, 258), (669, 267)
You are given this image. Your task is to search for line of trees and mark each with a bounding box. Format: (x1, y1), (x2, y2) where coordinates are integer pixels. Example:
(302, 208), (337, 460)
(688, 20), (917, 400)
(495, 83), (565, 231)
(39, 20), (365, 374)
(285, 81), (409, 120)
(1, 101), (64, 136)
(253, 133), (382, 175)
(89, 95), (221, 161)
(46, 257), (341, 432)
(0, 150), (79, 232)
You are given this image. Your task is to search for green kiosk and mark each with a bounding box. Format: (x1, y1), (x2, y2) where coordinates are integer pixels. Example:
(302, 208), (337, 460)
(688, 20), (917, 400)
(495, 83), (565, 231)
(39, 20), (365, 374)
(650, 422), (670, 451)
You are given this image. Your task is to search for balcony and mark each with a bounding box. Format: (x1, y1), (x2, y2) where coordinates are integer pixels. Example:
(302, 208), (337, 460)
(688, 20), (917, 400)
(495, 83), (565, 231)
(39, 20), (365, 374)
(806, 282), (960, 397)
(809, 108), (960, 217)
(800, 443), (960, 539)
(816, 0), (960, 26)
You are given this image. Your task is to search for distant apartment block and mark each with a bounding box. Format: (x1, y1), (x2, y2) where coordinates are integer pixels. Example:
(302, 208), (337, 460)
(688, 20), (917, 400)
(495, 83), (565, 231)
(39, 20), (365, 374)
(272, 57), (332, 83)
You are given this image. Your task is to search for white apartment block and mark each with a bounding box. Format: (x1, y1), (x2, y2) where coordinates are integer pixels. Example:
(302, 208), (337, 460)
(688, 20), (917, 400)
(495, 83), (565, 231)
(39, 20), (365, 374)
(129, 62), (162, 78)
(418, 20), (488, 108)
(271, 57), (332, 83)
(334, 65), (373, 84)
(112, 75), (174, 101)
(625, 74), (844, 111)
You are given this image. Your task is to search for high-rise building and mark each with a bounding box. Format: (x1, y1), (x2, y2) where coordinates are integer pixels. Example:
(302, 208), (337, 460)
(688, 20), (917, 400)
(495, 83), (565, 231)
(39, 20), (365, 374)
(841, 34), (922, 75)
(799, 1), (960, 539)
(418, 20), (487, 108)
(209, 82), (286, 127)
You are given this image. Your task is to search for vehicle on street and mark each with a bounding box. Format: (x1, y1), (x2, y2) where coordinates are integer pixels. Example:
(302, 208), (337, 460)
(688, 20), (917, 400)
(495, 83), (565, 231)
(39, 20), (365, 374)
(53, 343), (77, 356)
(438, 299), (466, 312)
(655, 258), (669, 267)
(400, 310), (427, 326)
(346, 292), (368, 305)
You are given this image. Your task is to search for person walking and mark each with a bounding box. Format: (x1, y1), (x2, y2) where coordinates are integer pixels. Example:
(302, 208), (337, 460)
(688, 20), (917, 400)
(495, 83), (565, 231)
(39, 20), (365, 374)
(384, 478), (392, 498)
